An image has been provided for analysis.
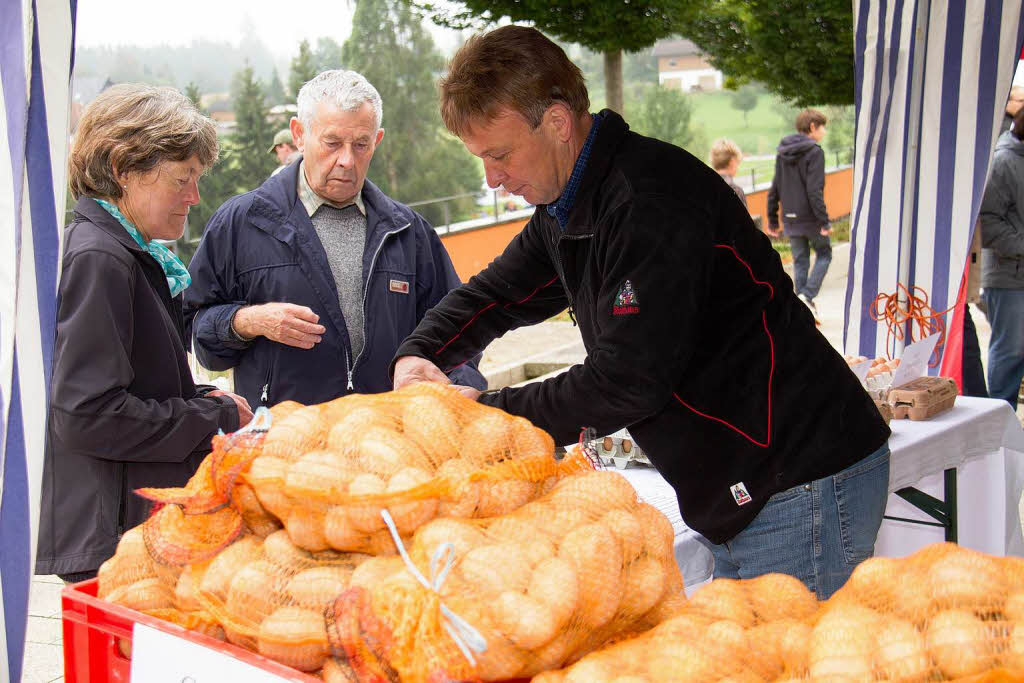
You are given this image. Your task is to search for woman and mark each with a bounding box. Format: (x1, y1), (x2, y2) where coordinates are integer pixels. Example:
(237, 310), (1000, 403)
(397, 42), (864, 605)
(36, 84), (253, 582)
(980, 106), (1024, 409)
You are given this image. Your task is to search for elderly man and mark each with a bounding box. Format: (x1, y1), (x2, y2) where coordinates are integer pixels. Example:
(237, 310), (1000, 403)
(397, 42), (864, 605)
(393, 26), (890, 599)
(185, 70), (484, 407)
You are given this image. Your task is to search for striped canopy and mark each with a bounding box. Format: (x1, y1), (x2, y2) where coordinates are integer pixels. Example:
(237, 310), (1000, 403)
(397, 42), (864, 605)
(0, 1), (73, 680)
(845, 0), (1024, 370)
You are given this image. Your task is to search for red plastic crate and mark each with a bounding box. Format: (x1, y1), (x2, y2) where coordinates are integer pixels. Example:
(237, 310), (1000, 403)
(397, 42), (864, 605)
(61, 579), (319, 682)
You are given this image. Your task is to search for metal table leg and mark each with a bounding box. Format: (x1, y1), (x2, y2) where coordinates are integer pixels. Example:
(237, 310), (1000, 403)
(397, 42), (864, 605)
(882, 467), (958, 542)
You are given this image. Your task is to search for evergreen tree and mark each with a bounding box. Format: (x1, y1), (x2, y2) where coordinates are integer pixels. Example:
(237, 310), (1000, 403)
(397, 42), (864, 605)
(230, 63), (278, 192)
(314, 37), (345, 72)
(342, 0), (481, 225)
(289, 40), (318, 98)
(267, 67), (287, 105)
(184, 81), (203, 110)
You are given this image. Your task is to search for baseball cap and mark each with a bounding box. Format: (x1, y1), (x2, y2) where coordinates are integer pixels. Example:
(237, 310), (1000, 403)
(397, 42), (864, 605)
(268, 129), (293, 153)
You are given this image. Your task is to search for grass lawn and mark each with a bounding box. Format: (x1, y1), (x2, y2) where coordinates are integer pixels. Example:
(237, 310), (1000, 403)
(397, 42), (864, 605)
(688, 91), (792, 157)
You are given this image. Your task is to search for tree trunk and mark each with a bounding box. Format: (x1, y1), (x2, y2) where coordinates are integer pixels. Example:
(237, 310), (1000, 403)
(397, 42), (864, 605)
(604, 49), (623, 114)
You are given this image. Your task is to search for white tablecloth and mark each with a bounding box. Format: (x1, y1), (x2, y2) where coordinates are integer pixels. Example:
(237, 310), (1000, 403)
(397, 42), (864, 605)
(616, 396), (1024, 588)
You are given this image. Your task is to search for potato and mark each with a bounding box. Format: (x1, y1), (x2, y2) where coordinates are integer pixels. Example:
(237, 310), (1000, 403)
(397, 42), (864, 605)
(245, 456), (291, 519)
(326, 406), (391, 454)
(285, 507), (329, 552)
(105, 577), (174, 612)
(401, 396), (461, 465)
(618, 556), (667, 619)
(257, 606), (328, 671)
(459, 412), (513, 463)
(324, 505), (366, 551)
(557, 522), (623, 629)
(459, 543), (532, 596)
(492, 591), (560, 650)
(926, 609), (994, 678)
(476, 479), (537, 518)
(701, 619), (749, 662)
(233, 483), (282, 538)
(261, 406), (326, 462)
(224, 560), (280, 648)
(414, 517), (487, 560)
(435, 458), (480, 517)
(927, 549), (1007, 613)
(528, 556), (580, 628)
(286, 566), (351, 611)
(345, 473), (387, 534)
(358, 428), (428, 476)
(602, 509), (644, 563)
(875, 616), (930, 682)
(199, 536), (262, 600)
(633, 503), (675, 560)
(563, 658), (616, 683)
(548, 471), (637, 512)
(687, 578), (754, 627)
(349, 556), (404, 590)
(508, 417), (554, 459)
(385, 467), (438, 533)
(283, 451), (352, 500)
(809, 603), (879, 680)
(262, 530), (315, 570)
(173, 565), (203, 612)
(1005, 621), (1024, 670)
(744, 572), (818, 622)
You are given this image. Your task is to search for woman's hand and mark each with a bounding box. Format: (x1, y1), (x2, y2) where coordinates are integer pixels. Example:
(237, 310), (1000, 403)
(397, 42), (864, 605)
(209, 390), (254, 427)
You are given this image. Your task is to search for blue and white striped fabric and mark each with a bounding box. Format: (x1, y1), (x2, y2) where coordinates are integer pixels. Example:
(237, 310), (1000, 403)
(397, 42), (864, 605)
(0, 1), (75, 680)
(844, 0), (1024, 362)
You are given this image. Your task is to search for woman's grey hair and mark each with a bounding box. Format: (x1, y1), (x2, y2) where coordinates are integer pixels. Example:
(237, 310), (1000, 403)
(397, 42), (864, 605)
(68, 83), (218, 201)
(297, 70), (383, 131)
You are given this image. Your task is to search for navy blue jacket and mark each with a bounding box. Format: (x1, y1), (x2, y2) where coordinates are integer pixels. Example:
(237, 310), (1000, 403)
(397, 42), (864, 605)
(184, 162), (484, 408)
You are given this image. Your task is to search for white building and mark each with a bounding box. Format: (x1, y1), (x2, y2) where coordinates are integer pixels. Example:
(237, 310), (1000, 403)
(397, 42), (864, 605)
(652, 39), (722, 93)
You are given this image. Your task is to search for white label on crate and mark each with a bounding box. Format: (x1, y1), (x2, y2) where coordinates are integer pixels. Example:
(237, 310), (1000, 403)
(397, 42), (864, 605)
(890, 332), (940, 390)
(850, 359), (871, 386)
(130, 623), (295, 682)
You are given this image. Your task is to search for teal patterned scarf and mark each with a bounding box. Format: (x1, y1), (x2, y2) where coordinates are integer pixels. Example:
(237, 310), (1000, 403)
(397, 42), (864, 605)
(94, 198), (192, 297)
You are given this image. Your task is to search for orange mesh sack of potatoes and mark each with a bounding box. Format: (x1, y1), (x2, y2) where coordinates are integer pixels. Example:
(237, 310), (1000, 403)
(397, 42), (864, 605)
(814, 542), (1024, 681)
(323, 469), (686, 683)
(243, 382), (591, 554)
(531, 571), (819, 682)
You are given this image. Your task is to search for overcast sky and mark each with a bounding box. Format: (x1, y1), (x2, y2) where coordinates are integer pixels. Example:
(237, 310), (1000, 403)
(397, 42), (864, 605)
(75, 0), (462, 55)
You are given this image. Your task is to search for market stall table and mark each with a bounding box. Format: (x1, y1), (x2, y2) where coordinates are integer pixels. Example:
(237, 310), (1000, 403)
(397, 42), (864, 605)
(614, 395), (1024, 588)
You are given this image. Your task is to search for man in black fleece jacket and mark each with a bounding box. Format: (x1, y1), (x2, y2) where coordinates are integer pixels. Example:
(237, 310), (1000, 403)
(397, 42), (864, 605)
(767, 109), (832, 323)
(392, 26), (890, 599)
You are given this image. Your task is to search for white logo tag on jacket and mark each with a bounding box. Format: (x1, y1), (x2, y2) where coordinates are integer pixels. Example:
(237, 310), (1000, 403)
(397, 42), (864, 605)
(389, 279), (410, 294)
(730, 482), (752, 506)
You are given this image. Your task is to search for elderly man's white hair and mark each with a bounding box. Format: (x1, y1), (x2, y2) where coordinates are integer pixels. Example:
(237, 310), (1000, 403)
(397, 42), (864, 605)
(297, 70), (383, 131)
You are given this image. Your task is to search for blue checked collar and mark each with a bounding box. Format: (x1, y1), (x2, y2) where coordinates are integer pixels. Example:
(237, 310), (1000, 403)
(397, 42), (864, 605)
(546, 112), (603, 230)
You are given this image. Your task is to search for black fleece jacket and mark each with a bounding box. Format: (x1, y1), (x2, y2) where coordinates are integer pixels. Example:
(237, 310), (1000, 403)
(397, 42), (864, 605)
(766, 134), (830, 237)
(394, 111), (889, 544)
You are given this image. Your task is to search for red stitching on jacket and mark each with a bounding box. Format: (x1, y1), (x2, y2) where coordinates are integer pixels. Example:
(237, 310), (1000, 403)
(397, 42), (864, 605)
(435, 275), (560, 359)
(673, 243), (775, 448)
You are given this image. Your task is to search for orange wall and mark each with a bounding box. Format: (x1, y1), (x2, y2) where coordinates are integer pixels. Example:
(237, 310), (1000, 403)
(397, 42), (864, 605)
(442, 167), (854, 280)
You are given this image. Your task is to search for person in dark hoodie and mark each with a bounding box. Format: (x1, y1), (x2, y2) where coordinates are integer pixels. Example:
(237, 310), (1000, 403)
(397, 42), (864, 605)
(393, 27), (891, 600)
(980, 106), (1024, 408)
(766, 109), (831, 324)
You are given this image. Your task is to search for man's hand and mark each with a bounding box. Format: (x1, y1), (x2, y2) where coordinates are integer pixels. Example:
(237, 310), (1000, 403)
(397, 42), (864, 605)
(451, 385), (482, 400)
(766, 226), (782, 238)
(393, 355), (452, 389)
(820, 226), (832, 236)
(209, 390), (254, 428)
(233, 303), (326, 349)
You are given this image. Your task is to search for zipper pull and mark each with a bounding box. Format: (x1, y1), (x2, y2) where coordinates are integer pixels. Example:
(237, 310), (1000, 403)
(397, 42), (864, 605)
(261, 384), (269, 403)
(347, 369), (354, 391)
(568, 306), (578, 327)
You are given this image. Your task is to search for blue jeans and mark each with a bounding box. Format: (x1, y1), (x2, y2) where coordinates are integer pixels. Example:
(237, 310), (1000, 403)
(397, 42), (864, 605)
(790, 233), (833, 300)
(983, 287), (1024, 409)
(700, 442), (890, 600)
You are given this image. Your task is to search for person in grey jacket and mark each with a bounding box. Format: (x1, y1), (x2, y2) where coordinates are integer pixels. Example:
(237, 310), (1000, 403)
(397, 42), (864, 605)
(35, 85), (251, 582)
(766, 109), (831, 323)
(980, 106), (1024, 408)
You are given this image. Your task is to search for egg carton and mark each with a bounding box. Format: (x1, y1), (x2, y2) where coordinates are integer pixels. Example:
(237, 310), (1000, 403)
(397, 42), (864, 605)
(593, 432), (651, 470)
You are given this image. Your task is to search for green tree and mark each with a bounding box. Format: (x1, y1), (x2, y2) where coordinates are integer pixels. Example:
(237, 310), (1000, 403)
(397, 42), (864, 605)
(678, 0), (854, 105)
(730, 84), (759, 127)
(414, 0), (691, 114)
(314, 37), (345, 72)
(289, 40), (318, 98)
(267, 67), (287, 105)
(343, 0), (481, 225)
(627, 84), (703, 155)
(184, 81), (202, 109)
(231, 63), (278, 192)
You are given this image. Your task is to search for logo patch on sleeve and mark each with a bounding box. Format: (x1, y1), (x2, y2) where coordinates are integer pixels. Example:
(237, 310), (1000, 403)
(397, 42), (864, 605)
(389, 279), (410, 294)
(613, 279), (639, 315)
(730, 482), (752, 506)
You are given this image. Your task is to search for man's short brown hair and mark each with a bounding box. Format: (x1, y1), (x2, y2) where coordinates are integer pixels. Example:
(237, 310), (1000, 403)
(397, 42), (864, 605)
(795, 108), (827, 134)
(709, 138), (742, 171)
(440, 25), (589, 137)
(69, 84), (218, 200)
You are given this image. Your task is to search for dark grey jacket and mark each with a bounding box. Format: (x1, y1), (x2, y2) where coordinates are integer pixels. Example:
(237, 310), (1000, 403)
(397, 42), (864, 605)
(35, 198), (239, 576)
(766, 134), (829, 237)
(981, 131), (1024, 289)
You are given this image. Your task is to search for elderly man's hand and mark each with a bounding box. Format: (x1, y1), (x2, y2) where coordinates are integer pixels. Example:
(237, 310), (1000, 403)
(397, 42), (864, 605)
(209, 390), (254, 427)
(233, 303), (326, 349)
(393, 355), (452, 389)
